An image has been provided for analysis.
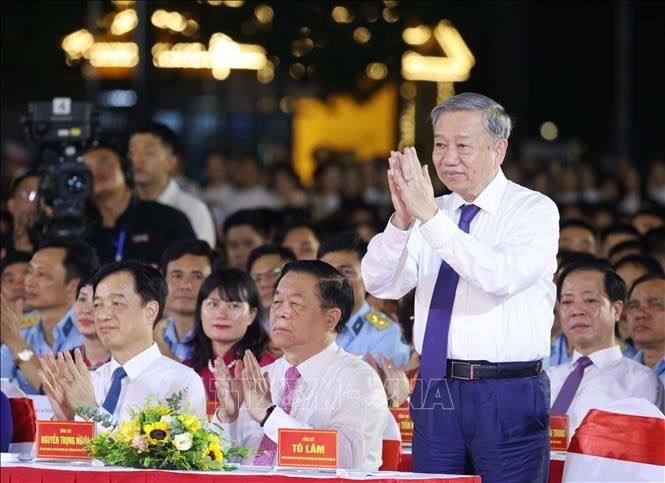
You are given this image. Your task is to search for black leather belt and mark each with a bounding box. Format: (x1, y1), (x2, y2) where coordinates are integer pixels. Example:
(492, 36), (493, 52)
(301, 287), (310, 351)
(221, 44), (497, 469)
(446, 359), (542, 381)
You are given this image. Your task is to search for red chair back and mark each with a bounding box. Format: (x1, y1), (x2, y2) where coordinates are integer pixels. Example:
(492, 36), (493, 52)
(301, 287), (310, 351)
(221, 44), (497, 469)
(380, 439), (402, 471)
(8, 397), (37, 443)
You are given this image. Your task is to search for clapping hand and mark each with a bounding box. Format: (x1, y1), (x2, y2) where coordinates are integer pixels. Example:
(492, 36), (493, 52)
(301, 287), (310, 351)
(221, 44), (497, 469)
(212, 356), (244, 423)
(38, 352), (74, 420)
(366, 352), (411, 407)
(387, 147), (438, 226)
(240, 350), (273, 423)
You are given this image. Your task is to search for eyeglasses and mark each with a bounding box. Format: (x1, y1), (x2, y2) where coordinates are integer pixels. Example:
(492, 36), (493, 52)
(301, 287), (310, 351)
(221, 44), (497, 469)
(251, 267), (282, 283)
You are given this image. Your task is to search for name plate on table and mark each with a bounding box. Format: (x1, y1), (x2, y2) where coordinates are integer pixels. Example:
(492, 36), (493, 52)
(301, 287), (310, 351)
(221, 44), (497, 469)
(206, 401), (219, 421)
(390, 407), (414, 443)
(549, 415), (569, 451)
(36, 421), (95, 460)
(277, 429), (338, 468)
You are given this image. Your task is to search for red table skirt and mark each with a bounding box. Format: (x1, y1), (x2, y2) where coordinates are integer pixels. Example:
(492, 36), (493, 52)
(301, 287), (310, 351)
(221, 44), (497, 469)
(0, 466), (481, 483)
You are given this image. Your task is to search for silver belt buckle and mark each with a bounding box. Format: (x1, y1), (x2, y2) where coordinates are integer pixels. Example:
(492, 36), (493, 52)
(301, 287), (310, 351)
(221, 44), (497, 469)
(451, 361), (473, 381)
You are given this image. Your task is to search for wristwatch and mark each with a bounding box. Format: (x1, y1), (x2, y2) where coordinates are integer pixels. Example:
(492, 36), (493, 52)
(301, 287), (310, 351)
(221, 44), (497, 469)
(260, 404), (276, 427)
(14, 347), (35, 365)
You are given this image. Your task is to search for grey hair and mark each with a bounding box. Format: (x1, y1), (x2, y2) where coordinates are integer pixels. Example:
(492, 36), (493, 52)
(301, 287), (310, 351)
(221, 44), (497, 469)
(430, 92), (513, 142)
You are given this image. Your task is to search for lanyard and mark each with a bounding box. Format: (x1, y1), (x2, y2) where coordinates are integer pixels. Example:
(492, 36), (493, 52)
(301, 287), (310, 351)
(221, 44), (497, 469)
(108, 228), (127, 262)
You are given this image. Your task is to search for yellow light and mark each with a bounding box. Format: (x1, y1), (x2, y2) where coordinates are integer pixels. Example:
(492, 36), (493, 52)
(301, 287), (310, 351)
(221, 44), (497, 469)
(223, 1), (245, 7)
(289, 63), (306, 79)
(61, 29), (95, 59)
(353, 27), (371, 44)
(89, 42), (139, 67)
(280, 97), (294, 113)
(398, 99), (415, 150)
(366, 62), (388, 80)
(332, 6), (353, 23)
(382, 8), (399, 23)
(166, 12), (187, 32)
(111, 0), (135, 7)
(401, 20), (475, 82)
(402, 26), (431, 45)
(437, 82), (454, 104)
(540, 121), (558, 141)
(212, 67), (231, 79)
(383, 0), (399, 6)
(207, 0), (223, 5)
(257, 60), (274, 83)
(291, 38), (314, 57)
(183, 19), (200, 37)
(151, 9), (168, 28)
(254, 4), (274, 24)
(110, 8), (138, 35)
(399, 81), (417, 100)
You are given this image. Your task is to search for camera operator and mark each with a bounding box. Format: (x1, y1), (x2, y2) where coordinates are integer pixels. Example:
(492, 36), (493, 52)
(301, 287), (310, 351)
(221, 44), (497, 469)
(5, 170), (40, 254)
(82, 141), (197, 265)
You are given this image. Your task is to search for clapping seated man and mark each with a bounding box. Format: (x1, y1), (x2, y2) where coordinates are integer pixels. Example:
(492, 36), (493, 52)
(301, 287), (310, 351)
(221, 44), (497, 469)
(547, 259), (662, 438)
(39, 261), (206, 426)
(1, 238), (99, 394)
(210, 260), (388, 469)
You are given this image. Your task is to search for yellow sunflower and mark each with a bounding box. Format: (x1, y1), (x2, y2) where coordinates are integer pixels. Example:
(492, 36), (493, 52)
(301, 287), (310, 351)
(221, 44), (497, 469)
(143, 421), (171, 444)
(203, 442), (223, 462)
(114, 418), (141, 443)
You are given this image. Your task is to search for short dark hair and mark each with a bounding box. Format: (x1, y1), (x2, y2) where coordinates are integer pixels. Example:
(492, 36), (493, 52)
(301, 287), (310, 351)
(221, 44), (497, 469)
(274, 219), (321, 245)
(246, 244), (296, 273)
(189, 269), (268, 372)
(317, 230), (368, 260)
(75, 271), (98, 298)
(614, 254), (664, 275)
(278, 260), (354, 333)
(560, 219), (597, 237)
(38, 238), (100, 283)
(0, 251), (32, 275)
(556, 259), (626, 303)
(628, 273), (665, 299)
(608, 240), (643, 261)
(9, 170), (40, 198)
(643, 226), (665, 257)
(599, 223), (640, 245)
(83, 140), (134, 188)
(632, 207), (665, 223)
(131, 121), (180, 154)
(91, 260), (168, 325)
(159, 239), (218, 275)
(222, 208), (278, 240)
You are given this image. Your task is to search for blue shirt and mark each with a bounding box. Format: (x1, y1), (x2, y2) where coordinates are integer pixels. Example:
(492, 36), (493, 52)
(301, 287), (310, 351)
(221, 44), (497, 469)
(336, 301), (412, 367)
(161, 317), (195, 361)
(633, 350), (665, 386)
(0, 308), (82, 394)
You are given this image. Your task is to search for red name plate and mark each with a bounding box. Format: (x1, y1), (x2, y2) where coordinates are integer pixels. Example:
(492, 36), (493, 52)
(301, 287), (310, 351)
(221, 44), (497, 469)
(206, 401), (219, 421)
(36, 421), (95, 460)
(549, 415), (569, 451)
(390, 407), (414, 443)
(277, 429), (338, 468)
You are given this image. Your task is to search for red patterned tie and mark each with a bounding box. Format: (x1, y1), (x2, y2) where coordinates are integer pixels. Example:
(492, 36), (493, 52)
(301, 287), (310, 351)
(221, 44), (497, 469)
(254, 366), (301, 465)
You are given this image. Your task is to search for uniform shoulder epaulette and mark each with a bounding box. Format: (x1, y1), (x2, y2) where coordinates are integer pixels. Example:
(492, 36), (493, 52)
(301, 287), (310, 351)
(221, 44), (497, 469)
(365, 311), (391, 331)
(155, 317), (170, 331)
(20, 312), (40, 329)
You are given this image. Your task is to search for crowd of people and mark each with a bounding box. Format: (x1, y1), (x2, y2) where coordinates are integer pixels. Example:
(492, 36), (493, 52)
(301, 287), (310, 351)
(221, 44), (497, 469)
(0, 92), (664, 480)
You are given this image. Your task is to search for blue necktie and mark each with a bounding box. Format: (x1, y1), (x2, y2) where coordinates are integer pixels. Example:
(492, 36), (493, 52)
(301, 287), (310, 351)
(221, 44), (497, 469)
(102, 367), (127, 414)
(420, 204), (481, 381)
(550, 356), (593, 415)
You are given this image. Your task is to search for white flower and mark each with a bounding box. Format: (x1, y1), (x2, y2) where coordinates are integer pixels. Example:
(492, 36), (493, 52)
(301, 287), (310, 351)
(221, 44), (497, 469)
(160, 415), (174, 425)
(173, 432), (193, 451)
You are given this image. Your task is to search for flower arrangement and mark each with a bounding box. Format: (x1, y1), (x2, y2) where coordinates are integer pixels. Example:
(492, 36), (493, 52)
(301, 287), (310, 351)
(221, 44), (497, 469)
(77, 390), (249, 471)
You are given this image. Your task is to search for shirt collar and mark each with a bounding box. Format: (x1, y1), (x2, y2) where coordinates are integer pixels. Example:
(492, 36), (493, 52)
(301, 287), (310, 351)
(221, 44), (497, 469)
(345, 301), (371, 333)
(164, 317), (194, 344)
(110, 343), (162, 381)
(158, 178), (179, 204)
(53, 306), (77, 338)
(449, 169), (507, 216)
(572, 345), (622, 369)
(281, 341), (340, 383)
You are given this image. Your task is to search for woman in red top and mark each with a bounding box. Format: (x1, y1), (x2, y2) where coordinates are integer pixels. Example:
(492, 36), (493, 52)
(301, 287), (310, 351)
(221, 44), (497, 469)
(185, 268), (276, 400)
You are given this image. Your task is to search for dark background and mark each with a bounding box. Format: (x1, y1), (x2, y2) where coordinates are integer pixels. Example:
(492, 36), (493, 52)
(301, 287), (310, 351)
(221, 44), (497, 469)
(2, 1), (664, 175)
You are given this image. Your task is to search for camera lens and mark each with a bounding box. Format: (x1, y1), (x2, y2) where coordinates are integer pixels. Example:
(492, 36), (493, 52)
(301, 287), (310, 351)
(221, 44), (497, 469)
(65, 174), (87, 194)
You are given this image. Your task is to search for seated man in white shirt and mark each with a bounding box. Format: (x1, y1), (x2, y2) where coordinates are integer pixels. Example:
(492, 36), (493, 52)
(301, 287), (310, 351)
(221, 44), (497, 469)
(210, 260), (388, 470)
(547, 259), (662, 437)
(39, 260), (207, 425)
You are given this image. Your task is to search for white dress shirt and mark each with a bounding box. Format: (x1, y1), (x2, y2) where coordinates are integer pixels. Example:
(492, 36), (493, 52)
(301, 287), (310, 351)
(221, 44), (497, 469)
(90, 344), (206, 427)
(546, 346), (663, 435)
(212, 342), (389, 470)
(158, 178), (216, 247)
(361, 170), (559, 362)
